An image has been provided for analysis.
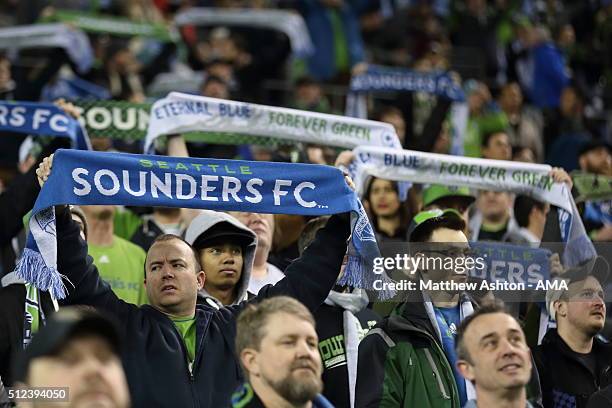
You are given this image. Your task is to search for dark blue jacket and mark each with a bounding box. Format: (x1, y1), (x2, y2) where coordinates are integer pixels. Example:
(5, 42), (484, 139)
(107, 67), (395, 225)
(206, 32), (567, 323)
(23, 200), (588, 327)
(56, 207), (350, 408)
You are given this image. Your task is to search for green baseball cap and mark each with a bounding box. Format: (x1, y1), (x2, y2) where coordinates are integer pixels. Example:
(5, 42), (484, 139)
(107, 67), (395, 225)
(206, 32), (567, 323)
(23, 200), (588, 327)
(407, 208), (465, 241)
(422, 184), (475, 208)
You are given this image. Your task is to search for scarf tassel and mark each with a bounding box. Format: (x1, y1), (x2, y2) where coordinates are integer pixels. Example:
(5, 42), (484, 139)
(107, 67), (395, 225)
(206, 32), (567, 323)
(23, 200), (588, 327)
(339, 254), (396, 301)
(15, 248), (68, 300)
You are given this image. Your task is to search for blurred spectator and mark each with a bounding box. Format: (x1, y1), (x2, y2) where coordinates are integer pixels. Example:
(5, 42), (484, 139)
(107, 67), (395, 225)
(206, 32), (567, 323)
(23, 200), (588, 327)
(80, 205), (148, 305)
(481, 130), (512, 161)
(422, 184), (475, 227)
(577, 141), (612, 242)
(363, 177), (412, 242)
(470, 190), (518, 241)
(299, 0), (365, 82)
(292, 76), (332, 113)
(12, 308), (130, 408)
(513, 145), (537, 163)
(185, 210), (257, 307)
(450, 0), (501, 81)
(506, 195), (550, 247)
(372, 105), (406, 147)
(498, 82), (544, 162)
(536, 259), (612, 408)
(456, 303), (536, 408)
(229, 212), (285, 295)
(233, 296), (332, 407)
(463, 80), (506, 158)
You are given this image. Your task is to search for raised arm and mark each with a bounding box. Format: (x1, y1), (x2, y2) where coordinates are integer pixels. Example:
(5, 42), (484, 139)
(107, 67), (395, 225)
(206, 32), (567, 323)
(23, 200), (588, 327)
(246, 212), (351, 313)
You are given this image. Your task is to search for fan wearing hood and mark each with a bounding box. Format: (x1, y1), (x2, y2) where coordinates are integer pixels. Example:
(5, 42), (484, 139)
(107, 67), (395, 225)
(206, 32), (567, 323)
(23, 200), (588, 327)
(185, 210), (257, 308)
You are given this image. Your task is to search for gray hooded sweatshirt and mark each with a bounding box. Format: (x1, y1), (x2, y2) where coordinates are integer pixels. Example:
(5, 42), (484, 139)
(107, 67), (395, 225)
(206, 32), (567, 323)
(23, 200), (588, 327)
(185, 210), (257, 309)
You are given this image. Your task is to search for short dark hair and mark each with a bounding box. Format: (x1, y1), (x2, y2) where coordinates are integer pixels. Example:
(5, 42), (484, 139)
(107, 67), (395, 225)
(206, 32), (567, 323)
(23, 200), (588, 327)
(513, 195), (547, 228)
(455, 300), (507, 363)
(145, 234), (201, 277)
(410, 214), (466, 243)
(481, 130), (509, 148)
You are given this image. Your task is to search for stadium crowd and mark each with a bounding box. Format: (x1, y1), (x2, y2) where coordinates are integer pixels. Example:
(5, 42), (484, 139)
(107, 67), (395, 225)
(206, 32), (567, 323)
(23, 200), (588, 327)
(0, 0), (611, 407)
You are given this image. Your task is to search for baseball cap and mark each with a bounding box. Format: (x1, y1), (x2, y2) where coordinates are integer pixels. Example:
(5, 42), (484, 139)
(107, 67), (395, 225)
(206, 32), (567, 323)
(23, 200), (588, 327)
(192, 222), (255, 249)
(422, 184), (475, 209)
(407, 208), (465, 241)
(13, 308), (122, 382)
(546, 256), (610, 320)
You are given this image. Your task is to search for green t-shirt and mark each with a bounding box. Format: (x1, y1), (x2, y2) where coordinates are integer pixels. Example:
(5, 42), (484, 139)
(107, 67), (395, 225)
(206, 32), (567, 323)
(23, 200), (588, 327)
(172, 316), (197, 363)
(113, 208), (144, 241)
(89, 235), (148, 305)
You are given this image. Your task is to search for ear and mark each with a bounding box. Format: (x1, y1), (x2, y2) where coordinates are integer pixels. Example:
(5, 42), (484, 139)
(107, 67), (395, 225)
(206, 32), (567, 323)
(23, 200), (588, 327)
(554, 300), (567, 318)
(196, 270), (206, 290)
(579, 156), (586, 170)
(456, 359), (476, 382)
(241, 348), (260, 377)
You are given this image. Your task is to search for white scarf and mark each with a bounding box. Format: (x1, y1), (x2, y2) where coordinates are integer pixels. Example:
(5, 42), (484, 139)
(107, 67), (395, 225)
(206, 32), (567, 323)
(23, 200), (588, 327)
(174, 8), (313, 58)
(0, 24), (93, 74)
(145, 92), (402, 153)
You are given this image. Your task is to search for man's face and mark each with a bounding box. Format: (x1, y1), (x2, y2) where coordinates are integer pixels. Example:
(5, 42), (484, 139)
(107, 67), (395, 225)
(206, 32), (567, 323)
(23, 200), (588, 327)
(580, 147), (612, 176)
(477, 191), (511, 221)
(26, 335), (130, 408)
(229, 212), (274, 251)
(458, 313), (532, 393)
(295, 84), (322, 108)
(499, 83), (523, 112)
(199, 243), (244, 292)
(245, 312), (322, 405)
(81, 205), (115, 222)
(144, 240), (204, 317)
(483, 133), (511, 161)
(557, 276), (606, 337)
(421, 227), (470, 288)
(201, 81), (229, 99)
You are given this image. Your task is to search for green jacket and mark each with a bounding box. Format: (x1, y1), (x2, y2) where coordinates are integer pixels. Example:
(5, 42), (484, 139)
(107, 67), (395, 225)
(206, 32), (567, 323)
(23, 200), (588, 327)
(355, 301), (461, 408)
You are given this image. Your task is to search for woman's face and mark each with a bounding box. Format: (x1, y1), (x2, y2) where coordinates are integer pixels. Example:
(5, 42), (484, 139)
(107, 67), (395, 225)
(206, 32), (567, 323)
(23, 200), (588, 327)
(369, 179), (401, 217)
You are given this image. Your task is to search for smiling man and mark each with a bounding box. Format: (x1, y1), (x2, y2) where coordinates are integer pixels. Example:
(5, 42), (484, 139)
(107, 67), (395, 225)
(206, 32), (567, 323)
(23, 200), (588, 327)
(535, 257), (612, 408)
(185, 210), (257, 307)
(232, 296), (332, 408)
(455, 302), (535, 408)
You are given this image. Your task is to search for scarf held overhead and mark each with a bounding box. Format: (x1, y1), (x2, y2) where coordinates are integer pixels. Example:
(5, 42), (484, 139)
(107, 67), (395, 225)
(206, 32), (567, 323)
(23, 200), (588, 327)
(0, 101), (91, 150)
(0, 24), (93, 74)
(174, 7), (313, 58)
(352, 146), (597, 267)
(16, 149), (391, 300)
(144, 92), (402, 153)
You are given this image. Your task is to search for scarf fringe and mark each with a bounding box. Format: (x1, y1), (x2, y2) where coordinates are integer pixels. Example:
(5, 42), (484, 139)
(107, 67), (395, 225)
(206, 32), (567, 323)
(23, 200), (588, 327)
(15, 248), (69, 300)
(339, 255), (396, 301)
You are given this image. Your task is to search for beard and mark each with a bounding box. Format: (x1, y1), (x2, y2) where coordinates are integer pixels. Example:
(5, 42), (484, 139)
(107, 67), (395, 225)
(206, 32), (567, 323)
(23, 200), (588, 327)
(266, 364), (322, 405)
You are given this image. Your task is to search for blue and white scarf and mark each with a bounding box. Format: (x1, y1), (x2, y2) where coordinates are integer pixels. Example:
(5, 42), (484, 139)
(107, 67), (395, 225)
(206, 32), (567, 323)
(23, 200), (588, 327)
(145, 92), (402, 154)
(0, 101), (91, 150)
(346, 65), (468, 155)
(352, 146), (597, 267)
(16, 149), (393, 300)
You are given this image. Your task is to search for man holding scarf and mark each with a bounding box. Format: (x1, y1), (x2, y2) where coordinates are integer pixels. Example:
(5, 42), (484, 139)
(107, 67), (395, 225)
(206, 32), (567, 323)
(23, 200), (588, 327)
(35, 156), (355, 407)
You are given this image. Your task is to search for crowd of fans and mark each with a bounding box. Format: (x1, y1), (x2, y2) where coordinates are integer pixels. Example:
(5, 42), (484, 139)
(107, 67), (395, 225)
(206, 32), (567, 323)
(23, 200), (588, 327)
(0, 0), (611, 407)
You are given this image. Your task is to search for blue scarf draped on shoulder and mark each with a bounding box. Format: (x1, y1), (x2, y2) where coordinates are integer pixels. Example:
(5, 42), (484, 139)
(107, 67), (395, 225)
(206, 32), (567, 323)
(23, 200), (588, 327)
(16, 149), (393, 300)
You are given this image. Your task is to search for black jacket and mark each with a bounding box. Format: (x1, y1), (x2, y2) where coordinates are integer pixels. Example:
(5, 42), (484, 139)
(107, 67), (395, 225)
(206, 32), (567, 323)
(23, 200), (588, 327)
(534, 329), (612, 408)
(587, 384), (612, 408)
(55, 207), (350, 408)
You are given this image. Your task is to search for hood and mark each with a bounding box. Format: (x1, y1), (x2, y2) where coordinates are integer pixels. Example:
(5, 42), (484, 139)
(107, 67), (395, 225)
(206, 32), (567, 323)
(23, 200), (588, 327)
(185, 210), (257, 306)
